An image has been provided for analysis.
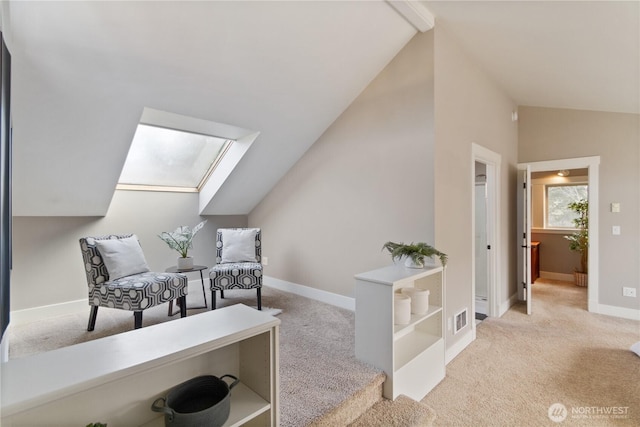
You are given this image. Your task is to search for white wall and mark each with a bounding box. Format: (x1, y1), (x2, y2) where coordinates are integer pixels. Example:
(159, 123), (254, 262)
(519, 107), (640, 310)
(11, 190), (245, 311)
(249, 31), (435, 297)
(433, 26), (519, 348)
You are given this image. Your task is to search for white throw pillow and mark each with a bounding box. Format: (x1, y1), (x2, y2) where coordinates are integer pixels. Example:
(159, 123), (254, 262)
(221, 229), (258, 263)
(95, 235), (150, 280)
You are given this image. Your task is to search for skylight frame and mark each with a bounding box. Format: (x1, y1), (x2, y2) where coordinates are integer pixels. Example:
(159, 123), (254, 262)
(116, 124), (234, 193)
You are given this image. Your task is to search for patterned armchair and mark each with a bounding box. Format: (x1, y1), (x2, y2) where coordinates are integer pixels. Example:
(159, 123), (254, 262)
(79, 234), (188, 331)
(209, 228), (262, 310)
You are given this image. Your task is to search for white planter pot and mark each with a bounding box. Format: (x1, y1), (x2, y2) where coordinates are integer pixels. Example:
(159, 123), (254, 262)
(177, 256), (194, 270)
(394, 293), (412, 325)
(404, 257), (424, 269)
(401, 287), (430, 315)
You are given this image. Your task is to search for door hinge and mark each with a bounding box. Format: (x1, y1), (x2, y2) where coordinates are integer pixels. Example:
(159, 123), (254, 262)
(523, 182), (526, 189)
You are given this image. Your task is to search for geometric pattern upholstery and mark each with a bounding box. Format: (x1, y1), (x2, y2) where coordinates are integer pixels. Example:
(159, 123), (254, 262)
(79, 234), (188, 329)
(209, 228), (262, 309)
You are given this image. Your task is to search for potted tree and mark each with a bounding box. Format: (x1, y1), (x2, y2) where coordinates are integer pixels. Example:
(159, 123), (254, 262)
(564, 199), (588, 286)
(382, 241), (447, 269)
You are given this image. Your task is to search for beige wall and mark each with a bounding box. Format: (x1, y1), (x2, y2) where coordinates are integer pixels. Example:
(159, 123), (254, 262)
(519, 107), (640, 309)
(11, 191), (245, 310)
(249, 31), (435, 297)
(433, 26), (519, 347)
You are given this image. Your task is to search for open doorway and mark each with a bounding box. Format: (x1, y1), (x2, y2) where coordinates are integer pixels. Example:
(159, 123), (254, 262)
(517, 157), (600, 313)
(472, 144), (501, 323)
(530, 168), (588, 286)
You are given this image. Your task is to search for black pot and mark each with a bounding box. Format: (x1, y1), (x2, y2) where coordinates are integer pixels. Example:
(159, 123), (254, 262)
(151, 374), (239, 427)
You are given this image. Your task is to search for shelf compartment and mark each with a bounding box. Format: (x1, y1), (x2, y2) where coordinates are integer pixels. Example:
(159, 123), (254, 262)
(393, 338), (445, 400)
(394, 330), (441, 371)
(394, 305), (442, 339)
(142, 382), (270, 427)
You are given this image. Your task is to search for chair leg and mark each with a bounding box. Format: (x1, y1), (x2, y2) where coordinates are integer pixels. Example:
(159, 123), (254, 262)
(211, 290), (217, 310)
(179, 296), (187, 318)
(87, 306), (99, 331)
(257, 288), (262, 310)
(134, 311), (143, 329)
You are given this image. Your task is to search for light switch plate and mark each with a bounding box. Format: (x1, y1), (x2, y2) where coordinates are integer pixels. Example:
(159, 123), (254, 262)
(611, 202), (620, 213)
(612, 226), (621, 235)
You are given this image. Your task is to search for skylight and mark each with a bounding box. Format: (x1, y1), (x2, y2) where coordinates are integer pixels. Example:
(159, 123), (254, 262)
(117, 124), (233, 192)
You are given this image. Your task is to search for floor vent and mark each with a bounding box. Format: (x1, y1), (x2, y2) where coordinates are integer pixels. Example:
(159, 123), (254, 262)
(454, 308), (468, 334)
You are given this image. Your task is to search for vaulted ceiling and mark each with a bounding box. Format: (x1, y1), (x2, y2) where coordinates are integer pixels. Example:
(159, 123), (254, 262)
(2, 1), (638, 217)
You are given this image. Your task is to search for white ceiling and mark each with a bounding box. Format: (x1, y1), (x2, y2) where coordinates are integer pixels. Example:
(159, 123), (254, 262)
(3, 1), (638, 216)
(424, 0), (640, 114)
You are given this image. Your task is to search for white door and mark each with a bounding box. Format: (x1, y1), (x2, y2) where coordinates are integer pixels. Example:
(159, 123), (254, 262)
(516, 165), (532, 315)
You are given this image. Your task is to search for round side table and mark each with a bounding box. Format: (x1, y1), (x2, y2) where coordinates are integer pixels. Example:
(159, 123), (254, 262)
(166, 265), (208, 316)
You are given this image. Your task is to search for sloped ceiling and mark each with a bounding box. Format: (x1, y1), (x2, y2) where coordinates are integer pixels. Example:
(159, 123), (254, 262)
(424, 1), (639, 114)
(4, 0), (416, 216)
(4, 1), (638, 217)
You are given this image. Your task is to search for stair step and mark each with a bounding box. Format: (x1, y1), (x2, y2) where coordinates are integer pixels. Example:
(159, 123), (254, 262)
(308, 373), (385, 426)
(348, 394), (436, 427)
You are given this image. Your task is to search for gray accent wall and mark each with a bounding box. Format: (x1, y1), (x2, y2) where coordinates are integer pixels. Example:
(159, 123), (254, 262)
(249, 31), (436, 298)
(11, 190), (245, 310)
(519, 106), (640, 310)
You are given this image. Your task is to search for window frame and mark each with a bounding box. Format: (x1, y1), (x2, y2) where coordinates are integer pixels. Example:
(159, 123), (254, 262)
(116, 124), (234, 193)
(544, 182), (588, 230)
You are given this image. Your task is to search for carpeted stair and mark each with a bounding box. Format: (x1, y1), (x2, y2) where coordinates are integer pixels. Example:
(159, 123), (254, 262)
(309, 372), (436, 427)
(349, 395), (436, 427)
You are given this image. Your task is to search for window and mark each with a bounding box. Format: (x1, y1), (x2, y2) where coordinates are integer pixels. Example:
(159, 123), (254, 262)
(117, 124), (233, 192)
(546, 184), (588, 228)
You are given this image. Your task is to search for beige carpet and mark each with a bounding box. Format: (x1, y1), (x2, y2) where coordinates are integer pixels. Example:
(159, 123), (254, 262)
(422, 279), (640, 426)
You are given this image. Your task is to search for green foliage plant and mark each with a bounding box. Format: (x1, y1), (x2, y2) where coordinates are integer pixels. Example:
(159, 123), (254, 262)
(564, 199), (588, 274)
(382, 241), (448, 267)
(158, 220), (207, 258)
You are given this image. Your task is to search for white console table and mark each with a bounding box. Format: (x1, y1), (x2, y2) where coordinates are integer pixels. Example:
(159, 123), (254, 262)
(1, 304), (280, 426)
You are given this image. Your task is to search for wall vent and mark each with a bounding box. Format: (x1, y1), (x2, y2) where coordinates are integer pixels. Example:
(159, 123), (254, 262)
(454, 308), (468, 334)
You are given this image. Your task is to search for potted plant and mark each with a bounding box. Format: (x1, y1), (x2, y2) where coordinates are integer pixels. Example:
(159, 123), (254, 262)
(564, 199), (588, 286)
(383, 241), (447, 269)
(159, 220), (207, 270)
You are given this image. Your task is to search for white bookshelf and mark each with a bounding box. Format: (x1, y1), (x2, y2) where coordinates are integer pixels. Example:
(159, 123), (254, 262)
(355, 264), (445, 400)
(1, 304), (280, 427)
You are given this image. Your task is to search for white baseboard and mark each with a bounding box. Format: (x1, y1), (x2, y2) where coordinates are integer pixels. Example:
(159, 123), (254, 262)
(594, 303), (640, 321)
(10, 299), (87, 326)
(540, 271), (574, 282)
(264, 276), (355, 311)
(10, 279), (208, 326)
(445, 328), (474, 364)
(499, 293), (518, 317)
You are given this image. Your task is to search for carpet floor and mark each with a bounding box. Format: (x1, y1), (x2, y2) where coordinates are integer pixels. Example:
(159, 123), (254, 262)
(422, 279), (640, 426)
(7, 286), (382, 427)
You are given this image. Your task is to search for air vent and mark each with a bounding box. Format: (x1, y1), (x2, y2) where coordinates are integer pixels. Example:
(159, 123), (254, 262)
(454, 308), (468, 334)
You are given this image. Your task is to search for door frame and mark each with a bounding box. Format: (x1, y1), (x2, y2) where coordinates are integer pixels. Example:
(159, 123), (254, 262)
(472, 144), (501, 319)
(517, 156), (600, 312)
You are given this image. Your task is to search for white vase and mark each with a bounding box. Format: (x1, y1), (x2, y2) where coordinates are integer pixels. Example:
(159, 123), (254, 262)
(401, 287), (430, 315)
(404, 257), (424, 269)
(394, 293), (412, 325)
(177, 256), (194, 270)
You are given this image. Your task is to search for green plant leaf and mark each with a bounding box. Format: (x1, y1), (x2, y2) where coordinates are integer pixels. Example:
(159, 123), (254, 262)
(382, 241), (447, 266)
